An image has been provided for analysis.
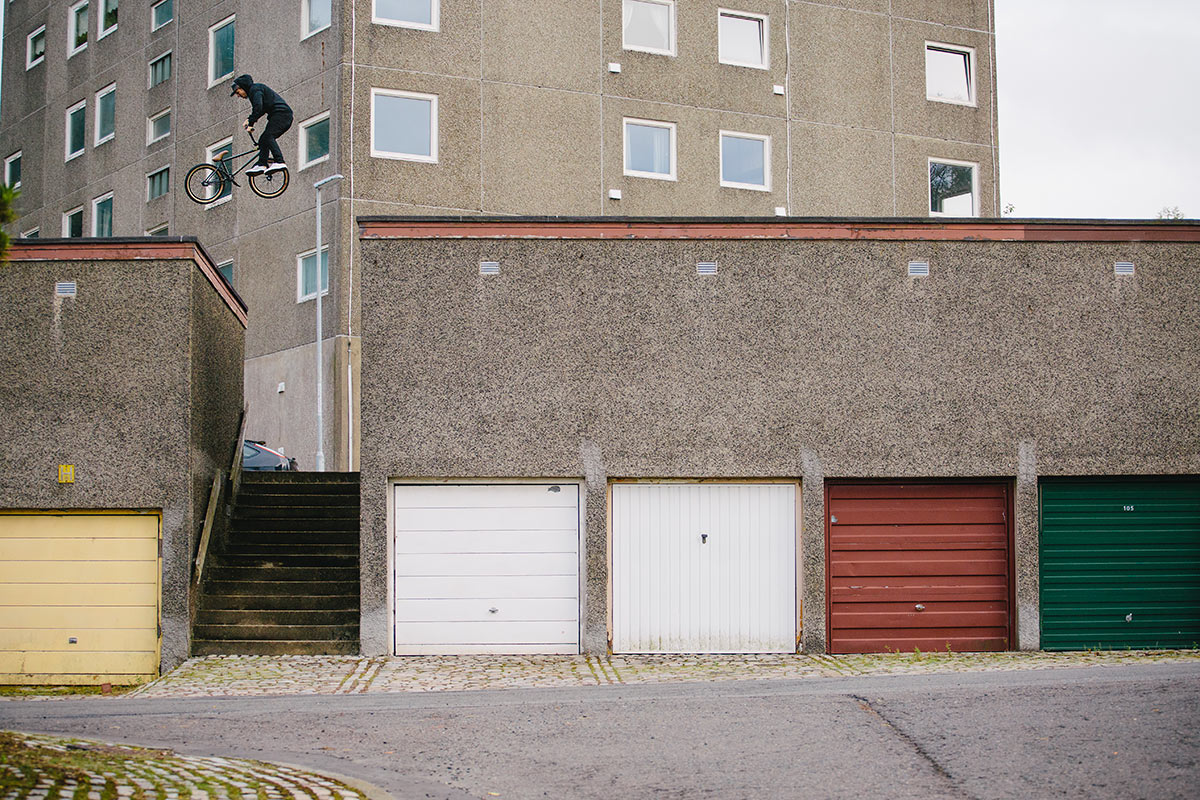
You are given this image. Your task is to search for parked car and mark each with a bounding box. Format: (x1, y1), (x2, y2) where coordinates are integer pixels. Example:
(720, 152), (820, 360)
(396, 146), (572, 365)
(242, 440), (297, 471)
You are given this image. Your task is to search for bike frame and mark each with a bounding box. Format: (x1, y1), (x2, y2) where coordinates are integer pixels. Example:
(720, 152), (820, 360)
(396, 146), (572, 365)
(212, 133), (267, 187)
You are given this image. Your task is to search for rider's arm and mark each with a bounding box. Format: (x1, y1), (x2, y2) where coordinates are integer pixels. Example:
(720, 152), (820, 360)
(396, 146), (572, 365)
(245, 87), (267, 128)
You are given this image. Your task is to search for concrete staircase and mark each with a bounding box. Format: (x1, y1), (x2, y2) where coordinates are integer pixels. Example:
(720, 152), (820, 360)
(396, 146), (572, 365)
(192, 471), (360, 655)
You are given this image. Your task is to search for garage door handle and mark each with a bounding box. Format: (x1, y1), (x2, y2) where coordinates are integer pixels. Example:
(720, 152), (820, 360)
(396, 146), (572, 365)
(489, 607), (499, 614)
(701, 533), (708, 544)
(914, 604), (925, 612)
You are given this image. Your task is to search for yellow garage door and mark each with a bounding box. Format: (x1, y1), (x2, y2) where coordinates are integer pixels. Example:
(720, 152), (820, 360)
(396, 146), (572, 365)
(0, 513), (160, 685)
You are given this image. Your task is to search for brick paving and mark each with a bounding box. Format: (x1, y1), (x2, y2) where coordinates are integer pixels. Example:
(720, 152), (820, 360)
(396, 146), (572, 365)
(115, 649), (1200, 699)
(0, 731), (375, 800)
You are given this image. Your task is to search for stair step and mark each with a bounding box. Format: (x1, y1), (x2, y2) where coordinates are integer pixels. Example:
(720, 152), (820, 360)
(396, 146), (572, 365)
(236, 493), (359, 507)
(199, 594), (358, 611)
(207, 566), (359, 582)
(234, 506), (359, 520)
(241, 471), (358, 485)
(217, 553), (359, 568)
(193, 623), (359, 641)
(230, 518), (358, 532)
(205, 580), (358, 596)
(191, 639), (360, 656)
(196, 609), (359, 626)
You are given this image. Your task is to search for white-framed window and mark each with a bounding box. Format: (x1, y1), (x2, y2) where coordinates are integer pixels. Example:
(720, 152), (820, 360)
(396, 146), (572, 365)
(304, 0), (333, 37)
(216, 260), (234, 286)
(719, 130), (770, 191)
(26, 26), (47, 69)
(94, 84), (116, 146)
(149, 51), (172, 87)
(4, 152), (21, 189)
(208, 16), (236, 87)
(22, 228), (41, 239)
(98, 0), (118, 39)
(204, 138), (234, 205)
(151, 0), (173, 31)
(623, 0), (675, 56)
(65, 100), (87, 161)
(925, 42), (975, 106)
(69, 1), (89, 57)
(92, 192), (114, 236)
(929, 158), (979, 217)
(299, 112), (331, 169)
(623, 117), (676, 180)
(296, 246), (330, 302)
(148, 108), (171, 143)
(718, 9), (768, 69)
(147, 166), (169, 200)
(63, 206), (85, 237)
(374, 0), (439, 32)
(147, 223), (169, 236)
(371, 89), (437, 162)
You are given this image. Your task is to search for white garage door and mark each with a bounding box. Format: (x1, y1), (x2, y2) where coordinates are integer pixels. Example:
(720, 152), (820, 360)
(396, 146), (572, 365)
(393, 483), (580, 654)
(613, 482), (797, 653)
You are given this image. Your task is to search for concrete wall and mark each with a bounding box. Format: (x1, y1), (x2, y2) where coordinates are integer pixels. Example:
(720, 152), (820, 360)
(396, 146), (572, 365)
(0, 239), (245, 669)
(357, 220), (1200, 655)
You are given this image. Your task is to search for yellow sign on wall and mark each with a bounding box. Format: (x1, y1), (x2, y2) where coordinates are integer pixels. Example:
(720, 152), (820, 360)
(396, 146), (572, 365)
(58, 465), (75, 484)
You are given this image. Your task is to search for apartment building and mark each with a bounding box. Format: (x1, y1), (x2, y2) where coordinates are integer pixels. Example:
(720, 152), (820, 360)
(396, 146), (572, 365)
(0, 0), (998, 470)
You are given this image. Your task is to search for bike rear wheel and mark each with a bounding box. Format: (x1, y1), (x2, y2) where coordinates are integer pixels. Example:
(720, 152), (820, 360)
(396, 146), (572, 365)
(185, 163), (230, 205)
(249, 168), (289, 199)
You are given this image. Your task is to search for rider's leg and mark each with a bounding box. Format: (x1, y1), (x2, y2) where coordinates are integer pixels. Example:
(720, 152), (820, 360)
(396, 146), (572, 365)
(261, 112), (293, 165)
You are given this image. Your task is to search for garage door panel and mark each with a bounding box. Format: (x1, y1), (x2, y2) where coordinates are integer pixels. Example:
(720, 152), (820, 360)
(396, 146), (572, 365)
(395, 598), (578, 623)
(833, 633), (1008, 653)
(832, 609), (1010, 628)
(395, 530), (577, 555)
(0, 651), (158, 676)
(393, 621), (577, 646)
(0, 628), (158, 652)
(831, 526), (1008, 550)
(0, 583), (160, 607)
(0, 538), (159, 561)
(832, 552), (1009, 577)
(0, 515), (158, 538)
(832, 507), (1005, 526)
(396, 552), (577, 577)
(2, 606), (157, 629)
(0, 561), (157, 584)
(398, 574), (577, 599)
(830, 484), (1007, 500)
(393, 484), (578, 508)
(397, 506), (576, 532)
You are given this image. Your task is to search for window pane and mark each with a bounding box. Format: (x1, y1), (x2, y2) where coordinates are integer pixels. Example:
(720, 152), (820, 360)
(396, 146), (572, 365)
(149, 169), (169, 199)
(374, 95), (432, 157)
(95, 198), (113, 236)
(308, 0), (332, 33)
(623, 0), (672, 52)
(69, 107), (86, 155)
(301, 250), (329, 298)
(98, 91), (116, 140)
(67, 211), (83, 238)
(305, 118), (330, 163)
(209, 143), (233, 200)
(721, 135), (766, 186)
(376, 0), (433, 26)
(930, 162), (975, 215)
(625, 123), (672, 175)
(31, 30), (46, 61)
(6, 156), (21, 187)
(151, 111), (171, 141)
(151, 53), (172, 86)
(149, 225), (169, 237)
(73, 5), (89, 49)
(102, 0), (118, 32)
(926, 47), (971, 103)
(218, 263), (234, 284)
(719, 13), (765, 66)
(212, 21), (235, 81)
(153, 0), (173, 29)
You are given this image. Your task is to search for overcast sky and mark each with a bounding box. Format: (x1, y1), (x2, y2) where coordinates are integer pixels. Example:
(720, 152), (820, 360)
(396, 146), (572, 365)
(995, 0), (1200, 219)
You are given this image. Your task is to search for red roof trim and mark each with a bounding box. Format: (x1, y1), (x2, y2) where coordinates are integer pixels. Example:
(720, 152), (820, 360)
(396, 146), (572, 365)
(358, 218), (1200, 243)
(7, 240), (247, 328)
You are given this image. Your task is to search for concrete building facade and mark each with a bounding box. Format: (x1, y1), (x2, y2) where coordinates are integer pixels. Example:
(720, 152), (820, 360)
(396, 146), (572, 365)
(1, 1), (999, 469)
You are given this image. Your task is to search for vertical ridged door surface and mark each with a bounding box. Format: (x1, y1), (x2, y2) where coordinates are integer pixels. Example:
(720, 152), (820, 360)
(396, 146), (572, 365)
(1040, 480), (1200, 650)
(612, 483), (796, 653)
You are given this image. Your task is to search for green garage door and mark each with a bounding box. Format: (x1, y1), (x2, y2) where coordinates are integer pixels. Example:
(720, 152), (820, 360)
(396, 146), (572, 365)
(1040, 480), (1200, 650)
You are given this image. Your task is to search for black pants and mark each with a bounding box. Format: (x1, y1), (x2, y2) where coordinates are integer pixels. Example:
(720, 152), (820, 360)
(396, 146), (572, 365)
(256, 110), (293, 166)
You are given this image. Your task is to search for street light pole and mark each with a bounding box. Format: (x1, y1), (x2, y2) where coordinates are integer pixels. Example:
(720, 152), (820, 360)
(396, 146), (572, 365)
(313, 174), (344, 472)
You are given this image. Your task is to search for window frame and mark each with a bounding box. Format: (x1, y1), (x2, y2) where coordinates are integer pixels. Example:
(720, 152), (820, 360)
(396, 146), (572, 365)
(925, 41), (976, 107)
(622, 117), (677, 181)
(373, 0), (439, 32)
(68, 0), (90, 58)
(26, 25), (47, 70)
(147, 108), (171, 144)
(94, 83), (117, 147)
(147, 166), (170, 201)
(204, 137), (235, 207)
(149, 50), (173, 88)
(22, 228), (41, 239)
(298, 111), (332, 170)
(208, 15), (236, 88)
(92, 191), (114, 237)
(151, 0), (173, 32)
(718, 8), (769, 70)
(622, 0), (676, 57)
(370, 88), (438, 163)
(928, 157), (980, 218)
(4, 152), (22, 189)
(98, 0), (118, 40)
(296, 246), (330, 303)
(63, 206), (85, 237)
(303, 0), (333, 39)
(718, 130), (771, 191)
(146, 223), (169, 237)
(65, 99), (87, 162)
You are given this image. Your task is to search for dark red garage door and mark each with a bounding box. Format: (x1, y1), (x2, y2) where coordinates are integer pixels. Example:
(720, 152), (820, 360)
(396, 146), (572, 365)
(827, 482), (1012, 653)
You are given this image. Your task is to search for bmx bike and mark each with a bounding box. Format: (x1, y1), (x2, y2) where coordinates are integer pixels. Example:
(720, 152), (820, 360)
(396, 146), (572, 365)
(184, 131), (289, 203)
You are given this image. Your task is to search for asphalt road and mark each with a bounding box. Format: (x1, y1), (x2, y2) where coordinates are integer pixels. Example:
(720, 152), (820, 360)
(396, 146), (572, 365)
(2, 664), (1198, 800)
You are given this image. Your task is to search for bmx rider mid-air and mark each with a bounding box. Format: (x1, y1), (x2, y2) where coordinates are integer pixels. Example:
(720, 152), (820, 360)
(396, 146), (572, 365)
(230, 74), (293, 175)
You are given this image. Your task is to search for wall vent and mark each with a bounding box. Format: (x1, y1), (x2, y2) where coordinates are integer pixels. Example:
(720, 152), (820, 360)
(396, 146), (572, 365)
(1115, 261), (1135, 276)
(55, 281), (77, 297)
(696, 261), (718, 276)
(479, 261), (500, 275)
(908, 260), (930, 277)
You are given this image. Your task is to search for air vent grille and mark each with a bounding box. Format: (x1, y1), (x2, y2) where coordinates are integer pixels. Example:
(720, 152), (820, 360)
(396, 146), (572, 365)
(479, 261), (500, 275)
(1114, 261), (1135, 276)
(908, 260), (930, 277)
(697, 261), (718, 276)
(55, 281), (77, 297)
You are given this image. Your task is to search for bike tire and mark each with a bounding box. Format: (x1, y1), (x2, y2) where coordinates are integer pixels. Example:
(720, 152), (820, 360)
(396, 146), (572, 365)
(249, 168), (290, 199)
(184, 163), (229, 205)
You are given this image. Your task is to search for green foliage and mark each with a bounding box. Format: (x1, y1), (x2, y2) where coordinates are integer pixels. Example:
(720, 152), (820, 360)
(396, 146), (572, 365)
(0, 183), (19, 263)
(1156, 206), (1185, 220)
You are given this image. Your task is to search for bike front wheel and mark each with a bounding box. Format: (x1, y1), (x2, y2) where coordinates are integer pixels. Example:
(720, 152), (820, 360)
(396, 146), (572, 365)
(249, 168), (289, 199)
(184, 163), (229, 204)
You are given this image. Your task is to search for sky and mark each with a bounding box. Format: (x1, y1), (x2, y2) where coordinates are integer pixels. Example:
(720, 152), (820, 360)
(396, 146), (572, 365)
(1, 1), (1196, 220)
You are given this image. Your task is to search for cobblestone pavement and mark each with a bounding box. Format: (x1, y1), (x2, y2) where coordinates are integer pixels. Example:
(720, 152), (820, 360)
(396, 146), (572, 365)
(94, 649), (1200, 699)
(0, 731), (380, 800)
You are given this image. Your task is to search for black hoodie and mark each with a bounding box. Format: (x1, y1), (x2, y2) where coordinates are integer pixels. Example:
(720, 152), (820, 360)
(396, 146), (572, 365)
(232, 74), (292, 126)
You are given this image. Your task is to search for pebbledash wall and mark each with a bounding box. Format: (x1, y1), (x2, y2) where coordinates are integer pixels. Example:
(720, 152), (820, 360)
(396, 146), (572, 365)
(356, 218), (1200, 655)
(0, 238), (245, 676)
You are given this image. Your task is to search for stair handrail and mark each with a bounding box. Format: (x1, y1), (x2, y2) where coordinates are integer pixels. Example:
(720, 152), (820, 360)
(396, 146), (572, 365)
(194, 405), (248, 587)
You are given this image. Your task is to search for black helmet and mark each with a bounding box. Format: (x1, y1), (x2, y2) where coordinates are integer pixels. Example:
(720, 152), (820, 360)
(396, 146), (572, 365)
(230, 74), (254, 96)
